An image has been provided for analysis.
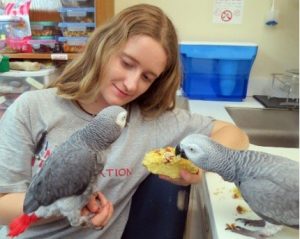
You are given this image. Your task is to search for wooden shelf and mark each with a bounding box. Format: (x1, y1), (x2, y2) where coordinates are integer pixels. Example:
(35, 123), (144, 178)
(4, 53), (78, 60)
(95, 0), (114, 26)
(4, 0), (114, 61)
(29, 0), (114, 27)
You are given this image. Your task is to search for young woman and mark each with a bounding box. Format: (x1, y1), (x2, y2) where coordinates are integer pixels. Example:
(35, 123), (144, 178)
(0, 4), (248, 239)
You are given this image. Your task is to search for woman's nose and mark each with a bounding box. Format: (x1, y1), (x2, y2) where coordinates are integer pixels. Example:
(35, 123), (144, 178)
(124, 70), (140, 92)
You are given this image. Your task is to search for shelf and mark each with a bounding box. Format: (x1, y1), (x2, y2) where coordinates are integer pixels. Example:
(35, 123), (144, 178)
(29, 0), (114, 27)
(3, 0), (114, 62)
(3, 53), (78, 60)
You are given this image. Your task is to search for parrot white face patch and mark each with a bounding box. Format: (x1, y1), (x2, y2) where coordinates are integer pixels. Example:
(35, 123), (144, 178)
(179, 134), (211, 166)
(182, 144), (206, 160)
(116, 111), (128, 128)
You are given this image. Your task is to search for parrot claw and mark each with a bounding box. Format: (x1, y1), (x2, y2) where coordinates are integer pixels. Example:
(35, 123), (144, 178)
(69, 214), (94, 228)
(236, 218), (266, 227)
(94, 226), (104, 230)
(80, 215), (95, 228)
(76, 214), (104, 230)
(227, 225), (267, 239)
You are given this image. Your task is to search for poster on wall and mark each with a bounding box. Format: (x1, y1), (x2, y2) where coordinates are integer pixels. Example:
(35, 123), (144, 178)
(213, 0), (244, 24)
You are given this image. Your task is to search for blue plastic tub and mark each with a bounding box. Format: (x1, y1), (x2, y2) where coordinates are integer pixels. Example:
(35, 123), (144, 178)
(180, 42), (258, 101)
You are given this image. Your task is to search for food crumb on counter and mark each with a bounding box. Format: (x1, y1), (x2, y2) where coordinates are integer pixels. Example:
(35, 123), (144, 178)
(236, 205), (249, 214)
(231, 187), (241, 199)
(225, 223), (236, 230)
(213, 187), (225, 195)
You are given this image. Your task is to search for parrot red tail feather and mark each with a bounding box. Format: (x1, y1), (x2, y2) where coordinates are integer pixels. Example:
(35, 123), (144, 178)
(8, 213), (39, 237)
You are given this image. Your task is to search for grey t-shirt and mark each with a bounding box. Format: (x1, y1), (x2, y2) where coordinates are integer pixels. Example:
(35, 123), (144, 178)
(0, 88), (214, 239)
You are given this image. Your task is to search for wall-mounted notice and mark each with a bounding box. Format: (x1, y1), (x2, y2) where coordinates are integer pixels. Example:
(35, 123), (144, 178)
(213, 0), (244, 24)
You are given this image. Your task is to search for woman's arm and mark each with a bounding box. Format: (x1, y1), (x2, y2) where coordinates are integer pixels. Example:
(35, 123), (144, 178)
(0, 193), (25, 224)
(0, 193), (59, 225)
(210, 120), (249, 150)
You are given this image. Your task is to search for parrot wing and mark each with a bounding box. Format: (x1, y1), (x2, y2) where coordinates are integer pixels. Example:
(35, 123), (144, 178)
(24, 143), (99, 214)
(239, 177), (299, 227)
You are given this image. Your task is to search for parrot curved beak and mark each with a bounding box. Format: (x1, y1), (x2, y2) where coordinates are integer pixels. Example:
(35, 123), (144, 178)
(175, 145), (188, 159)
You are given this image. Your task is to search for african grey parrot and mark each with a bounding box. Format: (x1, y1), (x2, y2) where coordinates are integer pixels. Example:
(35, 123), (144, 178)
(175, 134), (299, 239)
(8, 105), (127, 237)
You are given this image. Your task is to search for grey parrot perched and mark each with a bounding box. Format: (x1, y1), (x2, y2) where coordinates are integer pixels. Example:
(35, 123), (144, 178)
(175, 134), (299, 239)
(8, 105), (127, 237)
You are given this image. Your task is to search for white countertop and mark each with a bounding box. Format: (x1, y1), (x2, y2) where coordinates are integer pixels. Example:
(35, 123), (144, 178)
(188, 96), (264, 123)
(187, 97), (299, 239)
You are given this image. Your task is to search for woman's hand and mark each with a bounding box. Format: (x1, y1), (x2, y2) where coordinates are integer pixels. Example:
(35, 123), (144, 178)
(81, 192), (114, 229)
(159, 168), (203, 186)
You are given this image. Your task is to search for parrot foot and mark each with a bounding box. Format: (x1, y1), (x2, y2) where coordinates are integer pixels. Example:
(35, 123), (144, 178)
(76, 214), (104, 230)
(226, 225), (267, 239)
(94, 226), (104, 230)
(78, 215), (95, 228)
(226, 221), (283, 239)
(69, 214), (94, 228)
(236, 218), (266, 227)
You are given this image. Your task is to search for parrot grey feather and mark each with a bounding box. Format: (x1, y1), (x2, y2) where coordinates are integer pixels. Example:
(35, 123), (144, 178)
(176, 134), (299, 238)
(24, 145), (98, 213)
(23, 105), (127, 227)
(240, 178), (298, 227)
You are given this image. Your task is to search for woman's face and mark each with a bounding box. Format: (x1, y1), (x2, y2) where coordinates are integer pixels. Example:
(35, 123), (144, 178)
(97, 35), (167, 107)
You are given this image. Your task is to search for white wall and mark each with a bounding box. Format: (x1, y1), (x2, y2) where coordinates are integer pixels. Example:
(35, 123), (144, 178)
(115, 0), (299, 96)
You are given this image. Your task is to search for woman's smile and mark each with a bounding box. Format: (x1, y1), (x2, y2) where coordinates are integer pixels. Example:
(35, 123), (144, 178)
(112, 83), (130, 98)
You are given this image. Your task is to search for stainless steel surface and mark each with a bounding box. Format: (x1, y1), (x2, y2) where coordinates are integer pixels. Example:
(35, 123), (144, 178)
(226, 107), (299, 148)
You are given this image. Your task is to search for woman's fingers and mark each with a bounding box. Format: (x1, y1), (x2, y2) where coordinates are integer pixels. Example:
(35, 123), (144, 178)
(90, 201), (114, 227)
(101, 201), (114, 226)
(81, 192), (114, 228)
(180, 169), (202, 184)
(96, 192), (108, 209)
(85, 193), (99, 213)
(85, 192), (107, 212)
(159, 174), (189, 186)
(81, 206), (90, 216)
(159, 169), (203, 186)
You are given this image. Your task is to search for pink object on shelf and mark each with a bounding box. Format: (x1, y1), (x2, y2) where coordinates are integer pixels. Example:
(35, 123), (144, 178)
(4, 0), (32, 52)
(6, 37), (32, 53)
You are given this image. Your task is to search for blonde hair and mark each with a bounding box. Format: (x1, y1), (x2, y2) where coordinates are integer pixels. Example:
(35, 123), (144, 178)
(48, 4), (181, 118)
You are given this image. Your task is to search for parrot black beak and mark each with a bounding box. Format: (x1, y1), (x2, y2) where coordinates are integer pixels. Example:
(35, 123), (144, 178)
(175, 145), (188, 159)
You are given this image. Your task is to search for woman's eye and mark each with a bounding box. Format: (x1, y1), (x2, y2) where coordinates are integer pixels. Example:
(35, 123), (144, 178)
(142, 74), (154, 83)
(142, 74), (149, 81)
(121, 59), (134, 68)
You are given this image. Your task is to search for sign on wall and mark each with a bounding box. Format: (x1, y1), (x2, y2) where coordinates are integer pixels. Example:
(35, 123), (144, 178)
(213, 0), (244, 24)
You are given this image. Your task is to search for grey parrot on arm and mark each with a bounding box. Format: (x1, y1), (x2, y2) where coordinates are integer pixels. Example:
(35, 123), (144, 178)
(175, 134), (299, 239)
(8, 105), (128, 237)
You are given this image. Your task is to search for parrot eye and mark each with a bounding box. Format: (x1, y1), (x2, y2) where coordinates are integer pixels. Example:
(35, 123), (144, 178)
(121, 114), (127, 124)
